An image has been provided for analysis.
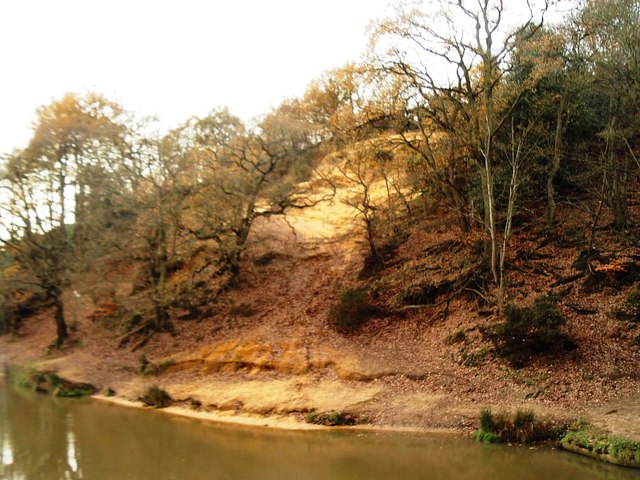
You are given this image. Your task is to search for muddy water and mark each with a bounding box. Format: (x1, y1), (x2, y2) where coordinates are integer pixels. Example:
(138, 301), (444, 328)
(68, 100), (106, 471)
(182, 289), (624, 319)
(1, 382), (638, 480)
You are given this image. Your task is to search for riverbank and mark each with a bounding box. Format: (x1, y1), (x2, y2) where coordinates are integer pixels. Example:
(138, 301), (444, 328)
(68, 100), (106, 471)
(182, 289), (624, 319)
(8, 380), (636, 480)
(3, 359), (640, 471)
(2, 345), (638, 439)
(2, 203), (640, 469)
(91, 393), (462, 436)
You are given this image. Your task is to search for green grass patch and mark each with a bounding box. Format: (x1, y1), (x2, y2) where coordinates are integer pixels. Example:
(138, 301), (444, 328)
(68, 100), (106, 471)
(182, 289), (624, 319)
(561, 423), (640, 467)
(474, 408), (565, 444)
(304, 410), (361, 426)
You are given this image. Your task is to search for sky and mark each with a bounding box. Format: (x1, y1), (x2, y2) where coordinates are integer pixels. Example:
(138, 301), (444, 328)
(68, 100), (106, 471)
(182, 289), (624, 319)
(0, 0), (393, 155)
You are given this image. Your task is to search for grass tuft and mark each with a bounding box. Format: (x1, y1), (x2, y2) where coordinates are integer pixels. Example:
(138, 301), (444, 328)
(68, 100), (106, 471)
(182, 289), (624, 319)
(140, 385), (172, 408)
(474, 408), (565, 444)
(304, 410), (361, 426)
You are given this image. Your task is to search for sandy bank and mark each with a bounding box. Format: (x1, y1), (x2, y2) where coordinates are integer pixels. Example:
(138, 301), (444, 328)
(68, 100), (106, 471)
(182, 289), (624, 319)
(91, 393), (461, 436)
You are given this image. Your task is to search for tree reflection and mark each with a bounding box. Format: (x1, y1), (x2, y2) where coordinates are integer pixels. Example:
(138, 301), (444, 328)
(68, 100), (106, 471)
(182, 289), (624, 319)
(0, 384), (84, 479)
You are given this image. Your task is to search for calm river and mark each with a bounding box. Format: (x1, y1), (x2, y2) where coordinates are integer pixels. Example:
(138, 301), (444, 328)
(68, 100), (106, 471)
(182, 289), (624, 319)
(1, 381), (639, 480)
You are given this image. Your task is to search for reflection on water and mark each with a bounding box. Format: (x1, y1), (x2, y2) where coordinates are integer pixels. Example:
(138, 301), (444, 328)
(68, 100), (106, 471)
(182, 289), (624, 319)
(0, 379), (639, 480)
(2, 435), (13, 465)
(66, 427), (79, 475)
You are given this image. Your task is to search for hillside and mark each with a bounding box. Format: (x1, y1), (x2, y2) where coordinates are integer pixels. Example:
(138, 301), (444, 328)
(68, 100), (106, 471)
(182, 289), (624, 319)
(2, 177), (640, 442)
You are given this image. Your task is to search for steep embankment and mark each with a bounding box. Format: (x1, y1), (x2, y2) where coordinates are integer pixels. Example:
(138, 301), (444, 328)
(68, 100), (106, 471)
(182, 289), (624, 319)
(1, 171), (640, 445)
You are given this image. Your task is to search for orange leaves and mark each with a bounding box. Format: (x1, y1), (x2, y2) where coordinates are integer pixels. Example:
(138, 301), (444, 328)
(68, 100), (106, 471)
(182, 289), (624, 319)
(594, 259), (628, 273)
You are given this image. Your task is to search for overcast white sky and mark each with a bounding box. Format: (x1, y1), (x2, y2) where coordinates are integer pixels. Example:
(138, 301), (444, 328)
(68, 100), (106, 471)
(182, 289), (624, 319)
(0, 0), (393, 155)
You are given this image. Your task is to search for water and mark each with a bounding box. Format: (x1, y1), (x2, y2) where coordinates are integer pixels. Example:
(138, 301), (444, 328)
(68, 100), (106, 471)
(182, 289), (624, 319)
(1, 381), (639, 480)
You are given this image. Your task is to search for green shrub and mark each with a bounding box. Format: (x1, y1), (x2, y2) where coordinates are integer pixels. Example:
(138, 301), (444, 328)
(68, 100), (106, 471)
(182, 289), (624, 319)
(140, 385), (172, 408)
(475, 408), (565, 444)
(445, 329), (466, 345)
(55, 382), (96, 398)
(459, 347), (487, 367)
(39, 373), (95, 397)
(329, 287), (379, 330)
(626, 287), (640, 309)
(479, 408), (500, 432)
(304, 410), (359, 426)
(612, 286), (640, 323)
(7, 366), (95, 397)
(491, 295), (574, 367)
(513, 409), (536, 428)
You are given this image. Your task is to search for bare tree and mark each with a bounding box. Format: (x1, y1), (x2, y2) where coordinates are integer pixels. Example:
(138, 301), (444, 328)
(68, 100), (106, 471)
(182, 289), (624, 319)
(372, 0), (549, 283)
(1, 152), (72, 346)
(338, 153), (382, 265)
(185, 109), (334, 277)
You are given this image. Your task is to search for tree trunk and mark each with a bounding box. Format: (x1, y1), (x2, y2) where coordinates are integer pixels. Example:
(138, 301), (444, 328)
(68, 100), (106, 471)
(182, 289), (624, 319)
(447, 183), (470, 233)
(364, 213), (380, 262)
(605, 110), (628, 230)
(499, 123), (522, 311)
(611, 164), (629, 230)
(228, 214), (254, 277)
(546, 87), (567, 227)
(149, 220), (173, 333)
(481, 18), (498, 285)
(51, 290), (68, 348)
(152, 300), (173, 333)
(480, 160), (498, 283)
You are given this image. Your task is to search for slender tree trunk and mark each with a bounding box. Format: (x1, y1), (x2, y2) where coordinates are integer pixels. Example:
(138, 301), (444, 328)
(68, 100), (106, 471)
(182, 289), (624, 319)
(148, 217), (173, 333)
(498, 123), (522, 310)
(447, 181), (470, 233)
(604, 95), (628, 231)
(364, 213), (380, 262)
(51, 290), (68, 348)
(152, 299), (172, 332)
(481, 157), (498, 284)
(480, 15), (498, 284)
(381, 169), (395, 216)
(445, 135), (469, 232)
(547, 87), (567, 227)
(392, 179), (412, 216)
(588, 200), (604, 250)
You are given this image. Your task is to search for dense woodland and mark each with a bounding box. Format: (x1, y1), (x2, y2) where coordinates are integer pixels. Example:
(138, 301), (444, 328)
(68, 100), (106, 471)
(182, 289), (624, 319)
(1, 0), (639, 352)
